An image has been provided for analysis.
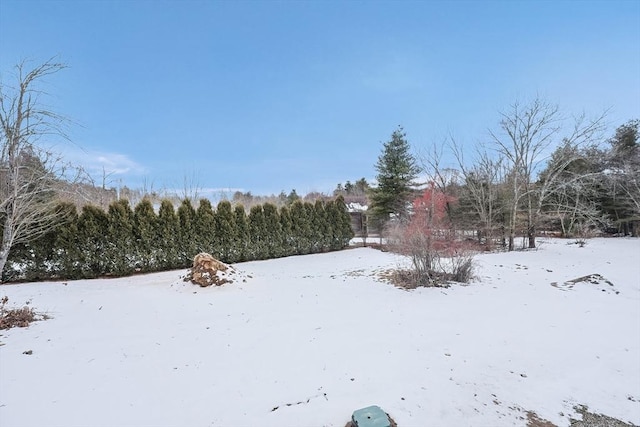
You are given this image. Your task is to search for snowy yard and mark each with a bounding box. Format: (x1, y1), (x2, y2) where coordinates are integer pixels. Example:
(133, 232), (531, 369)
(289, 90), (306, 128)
(0, 238), (639, 427)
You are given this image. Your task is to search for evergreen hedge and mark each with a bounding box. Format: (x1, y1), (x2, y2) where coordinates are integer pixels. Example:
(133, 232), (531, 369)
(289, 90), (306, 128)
(3, 196), (354, 281)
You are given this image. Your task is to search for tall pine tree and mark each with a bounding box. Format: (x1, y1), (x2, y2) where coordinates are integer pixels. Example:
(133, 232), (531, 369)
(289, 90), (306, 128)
(368, 126), (420, 232)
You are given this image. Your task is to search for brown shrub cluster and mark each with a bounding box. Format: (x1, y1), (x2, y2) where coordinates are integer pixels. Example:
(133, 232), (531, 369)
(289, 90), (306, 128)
(0, 296), (47, 330)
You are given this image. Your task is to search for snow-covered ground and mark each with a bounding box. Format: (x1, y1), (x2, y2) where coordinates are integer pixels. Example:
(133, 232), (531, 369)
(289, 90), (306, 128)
(0, 237), (638, 427)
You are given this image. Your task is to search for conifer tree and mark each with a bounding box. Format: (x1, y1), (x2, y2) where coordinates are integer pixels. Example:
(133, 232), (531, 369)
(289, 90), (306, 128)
(368, 126), (420, 232)
(324, 200), (341, 250)
(233, 204), (250, 262)
(290, 200), (311, 255)
(77, 205), (110, 277)
(279, 205), (294, 256)
(195, 199), (216, 254)
(14, 202), (77, 281)
(156, 200), (180, 269)
(602, 119), (640, 235)
(215, 200), (237, 262)
(133, 199), (157, 272)
(177, 199), (197, 264)
(334, 195), (355, 248)
(106, 199), (135, 276)
(248, 204), (267, 259)
(287, 189), (301, 205)
(304, 201), (320, 253)
(20, 203), (80, 281)
(49, 202), (80, 279)
(11, 214), (56, 281)
(262, 203), (283, 258)
(313, 200), (331, 251)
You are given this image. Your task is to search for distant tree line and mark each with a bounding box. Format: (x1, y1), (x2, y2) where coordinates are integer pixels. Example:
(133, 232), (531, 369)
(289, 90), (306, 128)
(449, 113), (639, 247)
(1, 196), (354, 282)
(333, 178), (371, 205)
(368, 107), (639, 252)
(365, 112), (638, 288)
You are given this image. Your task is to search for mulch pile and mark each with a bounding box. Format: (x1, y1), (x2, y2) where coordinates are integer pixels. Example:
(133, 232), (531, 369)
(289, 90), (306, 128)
(184, 253), (237, 287)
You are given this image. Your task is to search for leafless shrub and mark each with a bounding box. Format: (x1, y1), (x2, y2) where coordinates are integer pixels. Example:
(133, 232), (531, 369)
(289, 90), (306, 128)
(447, 248), (476, 283)
(0, 296), (48, 330)
(385, 186), (476, 288)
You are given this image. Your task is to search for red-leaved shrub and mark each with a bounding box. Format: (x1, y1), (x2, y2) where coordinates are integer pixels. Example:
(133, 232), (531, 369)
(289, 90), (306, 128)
(387, 184), (475, 287)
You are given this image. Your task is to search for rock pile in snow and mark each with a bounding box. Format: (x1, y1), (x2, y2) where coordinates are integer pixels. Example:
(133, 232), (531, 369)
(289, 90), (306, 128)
(184, 253), (237, 287)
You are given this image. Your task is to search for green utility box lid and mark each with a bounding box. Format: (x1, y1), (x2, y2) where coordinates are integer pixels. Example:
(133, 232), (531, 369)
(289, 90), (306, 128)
(351, 405), (391, 427)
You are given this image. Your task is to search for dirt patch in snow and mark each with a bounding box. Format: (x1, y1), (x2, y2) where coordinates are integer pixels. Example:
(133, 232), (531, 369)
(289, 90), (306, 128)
(523, 405), (637, 427)
(551, 274), (619, 294)
(526, 411), (557, 427)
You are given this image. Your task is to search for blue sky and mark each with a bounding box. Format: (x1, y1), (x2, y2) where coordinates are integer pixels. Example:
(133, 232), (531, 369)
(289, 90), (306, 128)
(1, 0), (639, 197)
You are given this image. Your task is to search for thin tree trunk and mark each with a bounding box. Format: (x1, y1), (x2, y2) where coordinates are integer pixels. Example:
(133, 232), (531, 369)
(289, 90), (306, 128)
(0, 222), (12, 280)
(508, 198), (518, 252)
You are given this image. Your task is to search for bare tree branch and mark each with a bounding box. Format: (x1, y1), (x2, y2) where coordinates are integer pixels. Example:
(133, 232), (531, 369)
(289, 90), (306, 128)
(486, 97), (606, 250)
(0, 58), (71, 279)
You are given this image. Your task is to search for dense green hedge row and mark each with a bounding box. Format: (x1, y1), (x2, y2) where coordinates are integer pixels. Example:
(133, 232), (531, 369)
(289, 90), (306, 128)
(3, 196), (354, 282)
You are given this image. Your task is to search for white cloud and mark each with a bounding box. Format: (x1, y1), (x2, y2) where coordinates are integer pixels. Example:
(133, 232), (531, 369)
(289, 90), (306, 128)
(94, 153), (146, 175)
(60, 146), (148, 178)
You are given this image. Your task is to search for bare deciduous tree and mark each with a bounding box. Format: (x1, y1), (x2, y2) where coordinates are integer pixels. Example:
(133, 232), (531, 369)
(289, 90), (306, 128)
(420, 139), (461, 223)
(451, 140), (505, 247)
(488, 98), (605, 250)
(538, 141), (610, 238)
(488, 98), (561, 250)
(0, 59), (71, 278)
